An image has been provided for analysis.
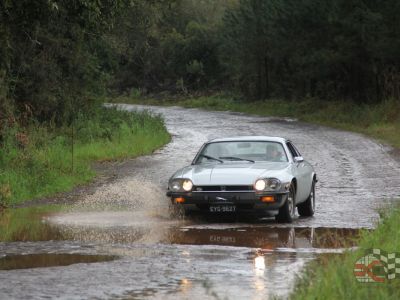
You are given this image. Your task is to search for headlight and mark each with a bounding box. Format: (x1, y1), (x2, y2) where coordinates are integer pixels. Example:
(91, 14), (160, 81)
(182, 179), (193, 192)
(265, 178), (281, 191)
(255, 179), (266, 191)
(169, 179), (193, 192)
(170, 180), (182, 191)
(255, 178), (282, 191)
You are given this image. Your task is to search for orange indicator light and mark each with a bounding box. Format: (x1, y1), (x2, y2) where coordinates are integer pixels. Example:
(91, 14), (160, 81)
(175, 197), (185, 204)
(261, 196), (275, 203)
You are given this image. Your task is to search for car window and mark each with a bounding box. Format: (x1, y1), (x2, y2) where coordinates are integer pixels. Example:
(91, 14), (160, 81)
(197, 141), (288, 163)
(292, 143), (302, 157)
(286, 142), (298, 159)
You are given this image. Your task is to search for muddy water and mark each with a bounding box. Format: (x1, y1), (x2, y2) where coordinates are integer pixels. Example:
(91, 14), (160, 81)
(0, 254), (117, 270)
(1, 105), (400, 299)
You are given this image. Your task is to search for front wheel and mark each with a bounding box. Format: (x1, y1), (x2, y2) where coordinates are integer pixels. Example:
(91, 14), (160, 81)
(275, 183), (296, 223)
(297, 179), (316, 217)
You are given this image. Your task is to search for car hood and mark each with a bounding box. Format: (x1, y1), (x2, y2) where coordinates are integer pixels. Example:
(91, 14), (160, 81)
(173, 162), (291, 185)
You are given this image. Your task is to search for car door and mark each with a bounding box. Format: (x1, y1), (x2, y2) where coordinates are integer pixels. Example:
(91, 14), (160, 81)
(286, 142), (311, 202)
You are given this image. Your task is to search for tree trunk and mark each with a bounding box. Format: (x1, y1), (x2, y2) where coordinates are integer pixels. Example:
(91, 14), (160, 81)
(264, 56), (270, 99)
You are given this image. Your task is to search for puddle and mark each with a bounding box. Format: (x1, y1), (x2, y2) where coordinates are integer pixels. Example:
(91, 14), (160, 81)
(3, 205), (362, 250)
(45, 209), (365, 250)
(166, 226), (364, 251)
(0, 253), (117, 270)
(0, 206), (64, 242)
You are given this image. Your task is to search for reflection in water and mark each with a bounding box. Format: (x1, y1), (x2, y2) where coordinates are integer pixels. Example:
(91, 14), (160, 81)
(179, 278), (192, 294)
(0, 253), (117, 270)
(254, 255), (266, 272)
(254, 254), (266, 296)
(0, 206), (64, 242)
(45, 216), (363, 251)
(168, 226), (363, 250)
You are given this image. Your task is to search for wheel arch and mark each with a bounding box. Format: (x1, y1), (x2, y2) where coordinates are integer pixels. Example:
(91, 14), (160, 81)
(307, 173), (317, 199)
(291, 177), (298, 200)
(312, 172), (317, 183)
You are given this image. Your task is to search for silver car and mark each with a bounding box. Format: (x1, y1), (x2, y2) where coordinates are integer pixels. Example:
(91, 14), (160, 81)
(166, 136), (317, 223)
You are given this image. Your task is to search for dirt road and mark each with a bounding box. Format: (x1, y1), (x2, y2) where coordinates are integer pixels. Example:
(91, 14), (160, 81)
(1, 104), (400, 299)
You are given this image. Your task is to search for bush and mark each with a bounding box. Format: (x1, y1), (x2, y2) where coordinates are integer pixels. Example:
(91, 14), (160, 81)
(0, 106), (170, 206)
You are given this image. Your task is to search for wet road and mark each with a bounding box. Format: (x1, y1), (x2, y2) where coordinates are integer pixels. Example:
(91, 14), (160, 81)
(1, 104), (400, 299)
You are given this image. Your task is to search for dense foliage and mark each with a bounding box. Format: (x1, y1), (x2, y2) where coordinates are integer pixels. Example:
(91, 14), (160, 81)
(109, 0), (236, 94)
(222, 0), (400, 101)
(1, 0), (400, 124)
(0, 0), (126, 123)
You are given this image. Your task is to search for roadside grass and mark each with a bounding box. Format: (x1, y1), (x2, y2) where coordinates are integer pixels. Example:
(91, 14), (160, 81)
(0, 107), (170, 206)
(0, 205), (64, 242)
(115, 95), (400, 148)
(290, 207), (400, 300)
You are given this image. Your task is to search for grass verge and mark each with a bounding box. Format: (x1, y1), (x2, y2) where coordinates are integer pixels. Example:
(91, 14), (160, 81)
(0, 106), (170, 206)
(115, 95), (400, 148)
(290, 207), (400, 299)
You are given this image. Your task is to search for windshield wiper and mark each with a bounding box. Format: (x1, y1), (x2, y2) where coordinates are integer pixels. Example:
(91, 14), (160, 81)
(199, 154), (224, 163)
(219, 156), (255, 163)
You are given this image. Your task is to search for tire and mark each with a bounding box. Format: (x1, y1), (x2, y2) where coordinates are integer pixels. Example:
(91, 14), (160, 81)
(297, 179), (316, 217)
(275, 183), (296, 223)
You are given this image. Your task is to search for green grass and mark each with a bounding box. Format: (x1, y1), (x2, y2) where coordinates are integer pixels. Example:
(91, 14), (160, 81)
(0, 106), (170, 206)
(0, 205), (64, 242)
(115, 95), (400, 148)
(290, 207), (400, 300)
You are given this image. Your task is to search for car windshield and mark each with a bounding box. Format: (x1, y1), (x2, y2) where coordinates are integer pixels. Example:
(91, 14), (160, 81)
(196, 141), (288, 163)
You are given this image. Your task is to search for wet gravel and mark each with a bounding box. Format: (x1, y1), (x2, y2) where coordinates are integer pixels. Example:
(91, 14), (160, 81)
(1, 104), (400, 299)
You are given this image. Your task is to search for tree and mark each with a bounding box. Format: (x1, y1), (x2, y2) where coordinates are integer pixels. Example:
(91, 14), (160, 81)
(0, 0), (124, 122)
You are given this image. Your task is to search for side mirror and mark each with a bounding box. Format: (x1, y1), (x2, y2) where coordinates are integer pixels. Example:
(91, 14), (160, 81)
(294, 156), (304, 163)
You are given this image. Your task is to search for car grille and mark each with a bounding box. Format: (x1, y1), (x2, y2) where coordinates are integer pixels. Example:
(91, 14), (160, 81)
(193, 185), (254, 192)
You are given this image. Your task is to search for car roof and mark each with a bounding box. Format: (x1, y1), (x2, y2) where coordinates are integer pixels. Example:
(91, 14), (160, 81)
(207, 136), (288, 143)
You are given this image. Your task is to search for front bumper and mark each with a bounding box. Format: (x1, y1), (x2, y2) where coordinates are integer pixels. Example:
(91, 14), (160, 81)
(166, 190), (289, 211)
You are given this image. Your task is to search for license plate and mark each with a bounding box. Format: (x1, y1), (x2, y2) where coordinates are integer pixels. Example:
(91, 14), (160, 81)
(209, 205), (236, 213)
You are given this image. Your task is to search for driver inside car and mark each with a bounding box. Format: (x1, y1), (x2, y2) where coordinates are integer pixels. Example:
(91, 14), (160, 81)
(266, 144), (285, 162)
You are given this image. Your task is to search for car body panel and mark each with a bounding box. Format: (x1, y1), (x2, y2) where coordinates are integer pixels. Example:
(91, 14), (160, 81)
(174, 162), (292, 186)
